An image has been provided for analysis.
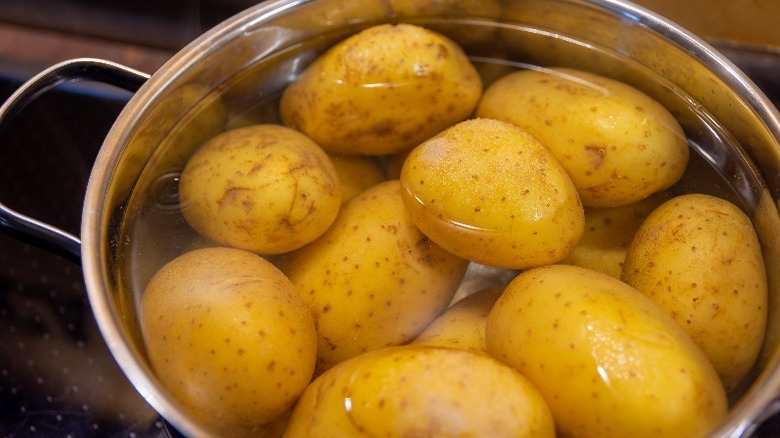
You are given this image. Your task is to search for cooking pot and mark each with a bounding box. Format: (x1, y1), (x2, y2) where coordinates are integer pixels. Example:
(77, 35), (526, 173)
(2, 0), (780, 436)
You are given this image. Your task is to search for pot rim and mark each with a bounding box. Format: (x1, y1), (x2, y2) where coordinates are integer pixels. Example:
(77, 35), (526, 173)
(80, 0), (780, 436)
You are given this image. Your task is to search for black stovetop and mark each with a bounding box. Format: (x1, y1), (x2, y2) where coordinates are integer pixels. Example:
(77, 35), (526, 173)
(1, 35), (780, 438)
(0, 77), (170, 437)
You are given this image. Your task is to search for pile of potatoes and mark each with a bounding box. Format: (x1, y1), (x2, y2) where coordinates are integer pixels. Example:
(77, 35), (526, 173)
(138, 22), (768, 437)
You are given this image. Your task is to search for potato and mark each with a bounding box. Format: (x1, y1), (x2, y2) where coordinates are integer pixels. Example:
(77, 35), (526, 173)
(146, 85), (228, 170)
(117, 84), (227, 201)
(561, 191), (668, 278)
(622, 193), (768, 391)
(283, 346), (556, 437)
(400, 118), (584, 269)
(486, 264), (728, 438)
(139, 247), (317, 436)
(413, 286), (503, 353)
(178, 124), (341, 254)
(386, 0), (503, 50)
(327, 153), (386, 202)
(279, 23), (482, 155)
(476, 67), (689, 207)
(279, 180), (469, 371)
(273, 0), (392, 32)
(387, 0), (502, 19)
(383, 148), (412, 180)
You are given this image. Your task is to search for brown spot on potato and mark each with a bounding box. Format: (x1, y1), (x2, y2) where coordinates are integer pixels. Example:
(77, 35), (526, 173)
(585, 145), (607, 168)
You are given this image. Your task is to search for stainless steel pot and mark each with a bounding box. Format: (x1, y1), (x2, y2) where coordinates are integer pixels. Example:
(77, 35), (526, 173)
(2, 0), (780, 436)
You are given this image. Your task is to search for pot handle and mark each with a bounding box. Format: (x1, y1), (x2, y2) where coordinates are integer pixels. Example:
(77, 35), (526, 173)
(0, 58), (149, 265)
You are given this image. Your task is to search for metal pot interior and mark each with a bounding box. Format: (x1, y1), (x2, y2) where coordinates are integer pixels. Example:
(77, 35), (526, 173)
(80, 0), (780, 436)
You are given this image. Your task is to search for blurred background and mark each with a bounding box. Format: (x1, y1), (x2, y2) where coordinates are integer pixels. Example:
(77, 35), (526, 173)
(0, 0), (778, 436)
(0, 0), (261, 76)
(0, 0), (778, 76)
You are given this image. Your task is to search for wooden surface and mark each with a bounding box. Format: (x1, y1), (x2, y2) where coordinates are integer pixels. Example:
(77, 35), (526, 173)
(0, 21), (174, 78)
(632, 0), (780, 49)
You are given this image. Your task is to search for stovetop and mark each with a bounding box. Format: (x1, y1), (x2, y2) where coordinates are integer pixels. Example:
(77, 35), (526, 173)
(0, 77), (170, 437)
(1, 21), (780, 438)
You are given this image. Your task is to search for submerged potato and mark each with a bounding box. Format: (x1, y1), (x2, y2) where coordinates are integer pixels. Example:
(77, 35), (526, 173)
(388, 0), (502, 19)
(327, 153), (386, 202)
(117, 84), (227, 200)
(178, 124), (341, 254)
(414, 286), (503, 353)
(486, 265), (728, 438)
(476, 67), (689, 207)
(279, 23), (482, 155)
(384, 148), (412, 180)
(140, 247), (317, 436)
(562, 191), (668, 278)
(279, 180), (469, 371)
(386, 0), (503, 49)
(400, 118), (584, 269)
(622, 193), (768, 390)
(284, 346), (555, 438)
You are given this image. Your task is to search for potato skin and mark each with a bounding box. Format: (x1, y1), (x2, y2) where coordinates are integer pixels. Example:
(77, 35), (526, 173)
(327, 153), (386, 202)
(279, 180), (469, 371)
(139, 247), (317, 436)
(622, 193), (768, 390)
(413, 286), (503, 353)
(486, 264), (727, 438)
(117, 84), (227, 200)
(283, 346), (555, 438)
(400, 118), (584, 269)
(476, 67), (689, 207)
(562, 192), (668, 278)
(178, 124), (341, 254)
(386, 0), (503, 50)
(388, 0), (502, 18)
(279, 23), (482, 155)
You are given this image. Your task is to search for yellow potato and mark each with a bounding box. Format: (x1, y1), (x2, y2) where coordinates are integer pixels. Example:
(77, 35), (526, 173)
(139, 247), (317, 436)
(476, 67), (689, 207)
(273, 0), (392, 32)
(279, 180), (469, 371)
(413, 286), (503, 353)
(383, 148), (412, 180)
(562, 191), (668, 278)
(400, 118), (584, 269)
(284, 346), (556, 438)
(116, 84), (227, 201)
(473, 48), (518, 88)
(486, 264), (728, 438)
(387, 0), (502, 19)
(327, 153), (386, 202)
(387, 0), (503, 50)
(146, 85), (229, 170)
(178, 124), (341, 254)
(279, 23), (482, 155)
(622, 193), (768, 391)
